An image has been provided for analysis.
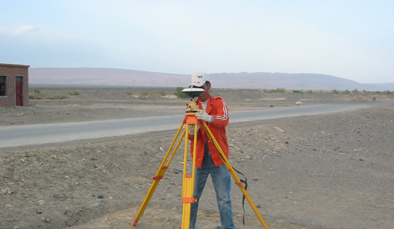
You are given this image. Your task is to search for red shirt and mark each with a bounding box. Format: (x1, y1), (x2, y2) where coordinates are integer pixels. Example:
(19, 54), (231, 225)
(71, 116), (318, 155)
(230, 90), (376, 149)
(188, 95), (229, 169)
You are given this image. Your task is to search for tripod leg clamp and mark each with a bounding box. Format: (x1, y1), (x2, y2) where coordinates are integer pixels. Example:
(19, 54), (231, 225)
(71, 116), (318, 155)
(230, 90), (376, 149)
(235, 181), (244, 188)
(152, 165), (168, 180)
(152, 175), (163, 180)
(182, 197), (197, 203)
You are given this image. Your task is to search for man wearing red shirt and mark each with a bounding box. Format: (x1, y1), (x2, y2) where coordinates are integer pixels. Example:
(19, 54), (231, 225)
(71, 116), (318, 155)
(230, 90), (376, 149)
(188, 72), (235, 229)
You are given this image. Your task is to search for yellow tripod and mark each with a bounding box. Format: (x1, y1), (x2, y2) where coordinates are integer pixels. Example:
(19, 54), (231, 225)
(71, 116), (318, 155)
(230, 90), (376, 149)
(132, 98), (270, 229)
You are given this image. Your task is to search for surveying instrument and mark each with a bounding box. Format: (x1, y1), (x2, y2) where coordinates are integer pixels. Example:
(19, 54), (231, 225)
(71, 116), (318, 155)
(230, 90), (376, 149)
(132, 88), (270, 229)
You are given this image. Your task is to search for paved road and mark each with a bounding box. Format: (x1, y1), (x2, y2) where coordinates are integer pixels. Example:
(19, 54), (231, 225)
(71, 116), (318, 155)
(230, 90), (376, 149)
(0, 103), (379, 149)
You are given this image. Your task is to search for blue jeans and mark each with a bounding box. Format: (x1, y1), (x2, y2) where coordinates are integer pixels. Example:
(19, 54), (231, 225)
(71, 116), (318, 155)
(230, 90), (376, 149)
(190, 149), (235, 229)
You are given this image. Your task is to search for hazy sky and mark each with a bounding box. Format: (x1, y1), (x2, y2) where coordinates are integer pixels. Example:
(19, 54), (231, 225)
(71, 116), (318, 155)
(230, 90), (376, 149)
(1, 1), (393, 84)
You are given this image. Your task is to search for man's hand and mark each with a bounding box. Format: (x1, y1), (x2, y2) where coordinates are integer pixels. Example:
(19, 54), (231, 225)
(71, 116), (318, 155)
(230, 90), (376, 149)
(188, 124), (200, 135)
(196, 110), (213, 123)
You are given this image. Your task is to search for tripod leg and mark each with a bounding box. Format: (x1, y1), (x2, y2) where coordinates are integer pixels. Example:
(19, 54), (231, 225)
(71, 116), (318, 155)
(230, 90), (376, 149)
(132, 122), (186, 226)
(201, 122), (270, 229)
(181, 119), (199, 228)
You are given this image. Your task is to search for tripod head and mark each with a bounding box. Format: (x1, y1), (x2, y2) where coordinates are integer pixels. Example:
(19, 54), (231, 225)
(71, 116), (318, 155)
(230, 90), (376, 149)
(182, 88), (204, 113)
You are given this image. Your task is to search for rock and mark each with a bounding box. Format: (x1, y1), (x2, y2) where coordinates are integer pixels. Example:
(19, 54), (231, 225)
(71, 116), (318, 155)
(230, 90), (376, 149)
(173, 168), (182, 174)
(0, 188), (12, 195)
(40, 216), (50, 223)
(52, 193), (66, 199)
(273, 127), (285, 133)
(66, 220), (77, 227)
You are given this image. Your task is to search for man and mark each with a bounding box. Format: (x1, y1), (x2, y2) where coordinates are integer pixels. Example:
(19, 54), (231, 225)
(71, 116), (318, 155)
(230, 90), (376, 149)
(188, 72), (235, 229)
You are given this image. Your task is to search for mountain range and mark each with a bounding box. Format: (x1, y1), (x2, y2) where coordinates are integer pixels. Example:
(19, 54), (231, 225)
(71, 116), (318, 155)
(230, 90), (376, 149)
(29, 68), (394, 91)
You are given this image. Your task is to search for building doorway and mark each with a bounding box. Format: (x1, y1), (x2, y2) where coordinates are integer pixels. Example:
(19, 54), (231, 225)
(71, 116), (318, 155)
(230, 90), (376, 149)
(15, 76), (23, 106)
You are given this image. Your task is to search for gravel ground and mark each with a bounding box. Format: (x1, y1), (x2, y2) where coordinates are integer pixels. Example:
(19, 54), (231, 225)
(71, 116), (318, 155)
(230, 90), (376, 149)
(1, 87), (393, 229)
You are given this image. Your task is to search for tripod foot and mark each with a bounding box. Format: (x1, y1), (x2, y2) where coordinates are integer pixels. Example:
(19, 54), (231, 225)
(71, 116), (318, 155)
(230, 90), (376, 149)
(131, 216), (138, 226)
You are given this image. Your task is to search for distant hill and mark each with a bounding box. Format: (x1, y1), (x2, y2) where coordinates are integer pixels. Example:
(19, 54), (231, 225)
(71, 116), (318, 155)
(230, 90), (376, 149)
(29, 68), (394, 91)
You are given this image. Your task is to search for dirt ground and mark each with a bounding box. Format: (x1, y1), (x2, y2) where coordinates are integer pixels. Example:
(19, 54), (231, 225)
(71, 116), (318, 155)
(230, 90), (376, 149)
(1, 87), (394, 229)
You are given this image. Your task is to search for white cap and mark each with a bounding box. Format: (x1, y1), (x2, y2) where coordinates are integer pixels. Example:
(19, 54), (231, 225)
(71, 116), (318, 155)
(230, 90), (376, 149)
(190, 72), (210, 87)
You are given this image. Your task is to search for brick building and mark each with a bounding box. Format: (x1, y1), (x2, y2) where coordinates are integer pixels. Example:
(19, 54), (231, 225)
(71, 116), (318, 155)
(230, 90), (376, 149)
(0, 63), (30, 107)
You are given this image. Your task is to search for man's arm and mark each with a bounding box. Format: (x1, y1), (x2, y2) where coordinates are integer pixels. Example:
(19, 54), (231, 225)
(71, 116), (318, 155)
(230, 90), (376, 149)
(210, 97), (229, 128)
